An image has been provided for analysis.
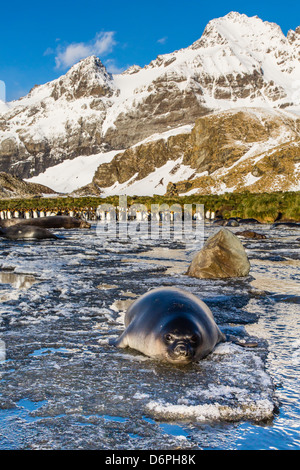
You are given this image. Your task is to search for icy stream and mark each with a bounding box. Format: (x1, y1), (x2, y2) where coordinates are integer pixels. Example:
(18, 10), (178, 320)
(0, 222), (299, 449)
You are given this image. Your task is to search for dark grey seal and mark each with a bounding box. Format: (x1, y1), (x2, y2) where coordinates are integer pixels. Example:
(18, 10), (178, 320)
(213, 218), (239, 227)
(115, 287), (225, 364)
(0, 215), (91, 229)
(225, 218), (239, 227)
(238, 218), (261, 224)
(0, 225), (58, 240)
(272, 222), (300, 228)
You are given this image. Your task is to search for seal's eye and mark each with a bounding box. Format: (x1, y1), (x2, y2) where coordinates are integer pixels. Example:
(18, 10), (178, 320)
(190, 334), (198, 344)
(165, 334), (173, 342)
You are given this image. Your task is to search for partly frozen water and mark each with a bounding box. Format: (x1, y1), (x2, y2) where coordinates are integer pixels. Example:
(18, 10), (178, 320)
(0, 222), (299, 449)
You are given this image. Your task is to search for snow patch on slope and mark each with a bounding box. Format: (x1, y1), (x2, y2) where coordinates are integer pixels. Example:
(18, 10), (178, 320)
(26, 150), (120, 194)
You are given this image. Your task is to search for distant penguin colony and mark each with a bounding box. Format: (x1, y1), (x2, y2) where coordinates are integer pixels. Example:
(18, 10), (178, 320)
(0, 206), (216, 224)
(0, 208), (86, 221)
(0, 207), (266, 225)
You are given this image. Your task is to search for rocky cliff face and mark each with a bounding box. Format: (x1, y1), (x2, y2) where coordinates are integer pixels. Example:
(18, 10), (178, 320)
(0, 172), (56, 198)
(0, 12), (299, 184)
(175, 108), (300, 195)
(84, 107), (299, 196)
(93, 133), (191, 188)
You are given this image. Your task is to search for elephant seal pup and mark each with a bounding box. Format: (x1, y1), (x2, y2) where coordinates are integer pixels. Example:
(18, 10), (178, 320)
(272, 222), (300, 228)
(238, 218), (261, 225)
(0, 215), (90, 229)
(115, 287), (225, 364)
(0, 225), (58, 240)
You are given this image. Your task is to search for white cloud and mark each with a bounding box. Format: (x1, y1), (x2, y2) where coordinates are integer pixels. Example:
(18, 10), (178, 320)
(54, 32), (117, 69)
(43, 47), (55, 56)
(157, 36), (168, 44)
(94, 31), (116, 55)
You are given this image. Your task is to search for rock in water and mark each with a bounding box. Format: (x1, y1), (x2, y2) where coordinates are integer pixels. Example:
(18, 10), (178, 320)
(187, 228), (250, 279)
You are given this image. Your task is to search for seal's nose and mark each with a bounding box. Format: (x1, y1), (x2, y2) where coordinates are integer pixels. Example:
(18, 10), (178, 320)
(174, 342), (190, 357)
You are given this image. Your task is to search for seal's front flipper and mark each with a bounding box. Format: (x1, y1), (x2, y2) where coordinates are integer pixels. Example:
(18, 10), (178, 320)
(218, 328), (226, 343)
(113, 332), (129, 348)
(237, 341), (258, 348)
(226, 334), (258, 348)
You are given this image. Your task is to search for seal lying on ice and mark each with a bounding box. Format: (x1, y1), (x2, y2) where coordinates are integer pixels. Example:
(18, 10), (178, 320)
(0, 215), (91, 229)
(115, 287), (226, 364)
(0, 225), (58, 240)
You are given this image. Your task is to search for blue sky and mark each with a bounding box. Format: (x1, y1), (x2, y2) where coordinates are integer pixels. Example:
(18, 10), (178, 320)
(0, 0), (299, 101)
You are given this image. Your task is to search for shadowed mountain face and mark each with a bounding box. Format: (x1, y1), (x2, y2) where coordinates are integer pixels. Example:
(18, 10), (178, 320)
(0, 12), (299, 194)
(0, 172), (55, 198)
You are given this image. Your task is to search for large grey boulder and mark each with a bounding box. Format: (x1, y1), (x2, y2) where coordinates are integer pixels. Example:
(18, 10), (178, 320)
(187, 228), (250, 279)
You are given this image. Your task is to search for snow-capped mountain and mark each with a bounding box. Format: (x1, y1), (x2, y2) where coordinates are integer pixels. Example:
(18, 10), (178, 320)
(0, 12), (299, 194)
